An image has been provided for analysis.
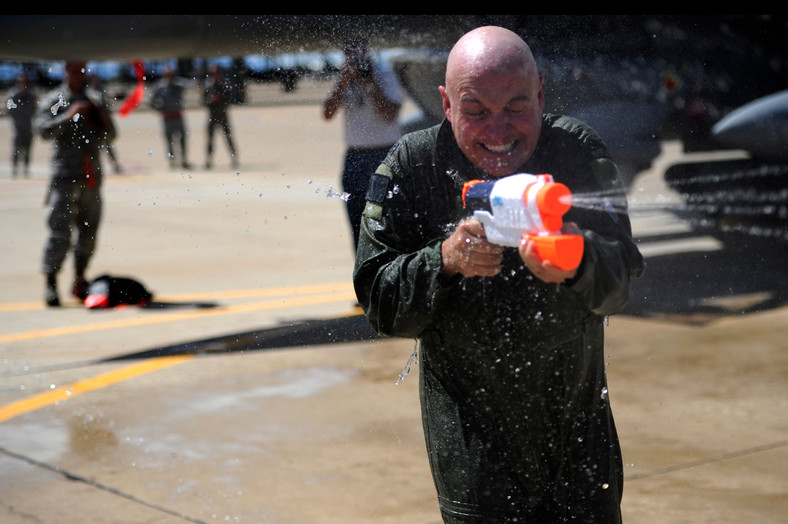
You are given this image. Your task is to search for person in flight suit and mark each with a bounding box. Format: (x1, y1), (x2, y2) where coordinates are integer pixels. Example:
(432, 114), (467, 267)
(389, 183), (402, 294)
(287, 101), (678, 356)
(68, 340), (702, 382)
(353, 26), (645, 523)
(36, 60), (116, 306)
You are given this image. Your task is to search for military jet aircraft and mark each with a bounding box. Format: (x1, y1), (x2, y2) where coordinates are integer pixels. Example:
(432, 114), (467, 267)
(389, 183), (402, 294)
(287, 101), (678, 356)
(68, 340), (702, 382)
(2, 14), (785, 242)
(665, 89), (788, 246)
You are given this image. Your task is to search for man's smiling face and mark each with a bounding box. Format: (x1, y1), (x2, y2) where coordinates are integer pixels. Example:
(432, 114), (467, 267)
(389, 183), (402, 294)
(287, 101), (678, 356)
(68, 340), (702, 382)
(440, 68), (544, 177)
(439, 28), (545, 178)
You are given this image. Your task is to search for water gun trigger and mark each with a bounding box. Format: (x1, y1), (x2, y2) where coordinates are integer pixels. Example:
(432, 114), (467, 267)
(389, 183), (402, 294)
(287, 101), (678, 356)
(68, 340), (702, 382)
(522, 233), (584, 271)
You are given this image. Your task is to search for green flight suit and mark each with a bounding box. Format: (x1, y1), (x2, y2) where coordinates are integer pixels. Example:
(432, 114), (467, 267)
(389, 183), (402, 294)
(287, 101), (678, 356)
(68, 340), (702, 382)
(354, 115), (645, 523)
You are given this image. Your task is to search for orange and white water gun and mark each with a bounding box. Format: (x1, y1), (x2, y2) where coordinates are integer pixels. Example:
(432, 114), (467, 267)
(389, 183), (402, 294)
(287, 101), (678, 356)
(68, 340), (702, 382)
(462, 173), (584, 271)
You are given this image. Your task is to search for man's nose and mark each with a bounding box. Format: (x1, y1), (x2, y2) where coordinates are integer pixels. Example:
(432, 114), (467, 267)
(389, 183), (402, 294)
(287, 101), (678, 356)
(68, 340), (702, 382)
(485, 115), (513, 136)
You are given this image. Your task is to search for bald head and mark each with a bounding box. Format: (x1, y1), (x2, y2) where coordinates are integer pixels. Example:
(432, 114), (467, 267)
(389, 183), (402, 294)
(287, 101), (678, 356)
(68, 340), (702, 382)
(439, 26), (545, 176)
(445, 26), (538, 89)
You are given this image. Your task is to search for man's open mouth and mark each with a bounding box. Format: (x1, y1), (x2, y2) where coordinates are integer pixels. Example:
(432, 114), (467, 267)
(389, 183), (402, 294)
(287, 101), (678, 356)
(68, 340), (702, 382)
(482, 141), (516, 154)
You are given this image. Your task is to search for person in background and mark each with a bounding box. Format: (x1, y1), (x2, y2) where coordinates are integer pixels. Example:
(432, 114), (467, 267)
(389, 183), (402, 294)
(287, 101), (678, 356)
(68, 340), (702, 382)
(203, 64), (239, 169)
(353, 26), (645, 523)
(323, 38), (402, 253)
(36, 61), (116, 306)
(151, 67), (191, 169)
(7, 72), (37, 178)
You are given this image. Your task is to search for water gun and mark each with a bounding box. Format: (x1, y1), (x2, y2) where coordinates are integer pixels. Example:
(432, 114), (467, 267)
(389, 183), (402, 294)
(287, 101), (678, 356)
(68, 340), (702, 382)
(462, 173), (584, 271)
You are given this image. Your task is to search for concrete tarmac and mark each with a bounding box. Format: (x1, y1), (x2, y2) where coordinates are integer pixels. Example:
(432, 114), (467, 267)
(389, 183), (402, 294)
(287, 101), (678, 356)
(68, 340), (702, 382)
(0, 79), (786, 523)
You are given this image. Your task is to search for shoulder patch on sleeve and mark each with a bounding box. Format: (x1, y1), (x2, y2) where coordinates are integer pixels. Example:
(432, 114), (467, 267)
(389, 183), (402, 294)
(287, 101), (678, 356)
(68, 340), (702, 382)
(363, 164), (394, 220)
(366, 164), (393, 204)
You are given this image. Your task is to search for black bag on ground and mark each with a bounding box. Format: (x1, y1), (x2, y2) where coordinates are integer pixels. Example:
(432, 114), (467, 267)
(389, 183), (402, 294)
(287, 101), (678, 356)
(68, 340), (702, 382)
(84, 274), (153, 309)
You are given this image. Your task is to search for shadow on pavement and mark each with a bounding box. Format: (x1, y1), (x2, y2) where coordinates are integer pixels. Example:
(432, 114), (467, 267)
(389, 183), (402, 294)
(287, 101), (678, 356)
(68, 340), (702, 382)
(623, 244), (788, 325)
(100, 312), (380, 363)
(99, 244), (786, 363)
(142, 301), (220, 310)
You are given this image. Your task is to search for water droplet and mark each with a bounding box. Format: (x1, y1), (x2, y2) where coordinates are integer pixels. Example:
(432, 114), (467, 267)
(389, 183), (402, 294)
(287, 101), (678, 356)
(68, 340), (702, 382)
(395, 341), (419, 385)
(50, 93), (68, 115)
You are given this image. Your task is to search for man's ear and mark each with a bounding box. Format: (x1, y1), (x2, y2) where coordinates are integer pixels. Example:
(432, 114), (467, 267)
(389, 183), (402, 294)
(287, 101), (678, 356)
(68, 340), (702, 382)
(439, 85), (452, 122)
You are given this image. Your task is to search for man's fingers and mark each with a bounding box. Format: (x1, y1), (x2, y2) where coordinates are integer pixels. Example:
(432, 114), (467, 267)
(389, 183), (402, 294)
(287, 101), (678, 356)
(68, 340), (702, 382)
(441, 220), (505, 277)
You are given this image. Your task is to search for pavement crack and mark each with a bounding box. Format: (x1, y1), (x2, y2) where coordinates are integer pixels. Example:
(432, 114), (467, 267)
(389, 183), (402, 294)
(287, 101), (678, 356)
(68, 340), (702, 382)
(628, 439), (788, 481)
(0, 445), (209, 523)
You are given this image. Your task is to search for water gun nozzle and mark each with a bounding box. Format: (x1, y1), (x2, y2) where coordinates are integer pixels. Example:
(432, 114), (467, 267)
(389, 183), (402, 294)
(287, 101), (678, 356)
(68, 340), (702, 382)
(533, 182), (572, 232)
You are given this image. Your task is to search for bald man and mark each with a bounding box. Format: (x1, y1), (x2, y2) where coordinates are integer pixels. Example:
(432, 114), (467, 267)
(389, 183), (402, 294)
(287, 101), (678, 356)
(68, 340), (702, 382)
(354, 26), (644, 522)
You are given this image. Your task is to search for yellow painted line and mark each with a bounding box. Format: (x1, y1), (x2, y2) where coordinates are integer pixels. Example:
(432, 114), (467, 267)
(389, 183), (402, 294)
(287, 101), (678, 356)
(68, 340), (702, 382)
(0, 287), (357, 344)
(0, 282), (360, 424)
(0, 355), (192, 423)
(0, 302), (42, 312)
(0, 282), (354, 312)
(157, 281), (355, 302)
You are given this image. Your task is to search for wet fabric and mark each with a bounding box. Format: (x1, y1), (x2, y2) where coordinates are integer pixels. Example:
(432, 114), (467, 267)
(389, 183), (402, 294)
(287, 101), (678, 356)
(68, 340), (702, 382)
(353, 115), (644, 521)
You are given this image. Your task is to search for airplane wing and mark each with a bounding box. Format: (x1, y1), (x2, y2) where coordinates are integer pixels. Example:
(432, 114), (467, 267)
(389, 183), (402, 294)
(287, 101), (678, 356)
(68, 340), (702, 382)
(0, 14), (486, 61)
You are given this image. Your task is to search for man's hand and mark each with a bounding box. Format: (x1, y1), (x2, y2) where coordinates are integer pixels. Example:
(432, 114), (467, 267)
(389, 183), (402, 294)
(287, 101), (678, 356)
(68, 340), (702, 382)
(519, 222), (582, 283)
(441, 220), (503, 278)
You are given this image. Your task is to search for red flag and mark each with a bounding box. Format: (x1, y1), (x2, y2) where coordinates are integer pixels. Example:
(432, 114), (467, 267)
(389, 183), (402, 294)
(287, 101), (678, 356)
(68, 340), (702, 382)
(119, 60), (145, 117)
